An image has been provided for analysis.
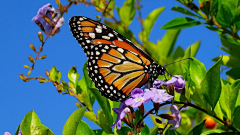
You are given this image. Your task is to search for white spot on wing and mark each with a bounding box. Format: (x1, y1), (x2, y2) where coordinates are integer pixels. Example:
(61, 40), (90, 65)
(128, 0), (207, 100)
(95, 28), (102, 33)
(117, 48), (124, 53)
(89, 33), (95, 38)
(108, 33), (114, 37)
(102, 36), (110, 40)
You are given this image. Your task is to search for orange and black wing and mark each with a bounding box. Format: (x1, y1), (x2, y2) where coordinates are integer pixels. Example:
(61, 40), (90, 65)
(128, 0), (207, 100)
(69, 16), (154, 101)
(86, 44), (150, 101)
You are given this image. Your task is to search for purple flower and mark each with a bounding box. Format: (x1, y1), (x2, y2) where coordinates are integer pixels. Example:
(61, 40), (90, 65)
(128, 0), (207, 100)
(153, 80), (165, 88)
(4, 131), (22, 135)
(125, 88), (152, 107)
(111, 102), (128, 129)
(32, 3), (64, 35)
(166, 75), (185, 93)
(4, 132), (11, 135)
(168, 104), (181, 130)
(145, 88), (174, 103)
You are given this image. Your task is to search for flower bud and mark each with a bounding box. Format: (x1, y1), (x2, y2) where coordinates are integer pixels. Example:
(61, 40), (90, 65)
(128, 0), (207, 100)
(18, 74), (27, 80)
(39, 55), (47, 59)
(45, 70), (50, 77)
(30, 44), (36, 52)
(27, 70), (31, 76)
(38, 22), (45, 32)
(56, 86), (62, 93)
(29, 56), (34, 63)
(42, 14), (52, 25)
(38, 32), (43, 42)
(23, 65), (30, 69)
(138, 103), (144, 116)
(159, 114), (175, 120)
(38, 78), (47, 83)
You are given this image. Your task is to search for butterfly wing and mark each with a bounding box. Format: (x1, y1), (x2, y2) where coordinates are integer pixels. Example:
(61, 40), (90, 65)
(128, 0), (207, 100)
(87, 44), (150, 101)
(69, 16), (154, 101)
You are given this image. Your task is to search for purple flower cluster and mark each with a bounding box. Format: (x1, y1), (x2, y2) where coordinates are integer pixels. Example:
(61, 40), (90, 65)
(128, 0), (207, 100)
(111, 75), (185, 130)
(32, 3), (64, 35)
(153, 75), (185, 93)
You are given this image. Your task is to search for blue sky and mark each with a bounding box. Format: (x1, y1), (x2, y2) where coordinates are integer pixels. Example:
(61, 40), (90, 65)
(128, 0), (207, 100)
(1, 0), (227, 134)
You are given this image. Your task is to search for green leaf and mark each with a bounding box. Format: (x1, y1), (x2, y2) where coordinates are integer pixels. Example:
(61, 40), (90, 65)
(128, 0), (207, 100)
(227, 68), (240, 80)
(231, 79), (240, 89)
(49, 66), (61, 83)
(161, 17), (203, 29)
(144, 41), (162, 63)
(201, 129), (225, 135)
(201, 57), (222, 110)
(185, 40), (201, 57)
(216, 4), (233, 28)
(83, 61), (95, 105)
(171, 6), (202, 18)
(219, 35), (240, 58)
(150, 127), (158, 135)
(20, 110), (54, 135)
(232, 106), (240, 130)
(213, 55), (240, 68)
(229, 84), (240, 113)
(14, 125), (20, 135)
(78, 91), (93, 111)
(135, 109), (142, 119)
(139, 7), (165, 41)
(97, 110), (112, 133)
(68, 67), (79, 89)
(88, 87), (113, 131)
(118, 0), (135, 27)
(210, 0), (219, 13)
(207, 132), (240, 135)
(188, 120), (205, 135)
(192, 89), (211, 112)
(139, 124), (150, 135)
(20, 110), (41, 135)
(190, 58), (207, 88)
(93, 129), (108, 135)
(117, 126), (132, 135)
(62, 107), (87, 135)
(214, 101), (224, 123)
(219, 80), (232, 120)
(234, 7), (240, 27)
(84, 111), (98, 124)
(38, 124), (54, 135)
(165, 128), (181, 135)
(75, 121), (96, 135)
(206, 26), (225, 34)
(158, 30), (181, 64)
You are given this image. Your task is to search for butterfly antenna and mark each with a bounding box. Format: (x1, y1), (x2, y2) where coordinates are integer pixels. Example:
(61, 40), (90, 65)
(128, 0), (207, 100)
(99, 0), (112, 22)
(164, 58), (193, 67)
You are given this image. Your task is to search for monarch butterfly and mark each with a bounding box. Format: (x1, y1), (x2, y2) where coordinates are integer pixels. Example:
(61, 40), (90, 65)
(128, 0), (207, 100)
(69, 16), (166, 102)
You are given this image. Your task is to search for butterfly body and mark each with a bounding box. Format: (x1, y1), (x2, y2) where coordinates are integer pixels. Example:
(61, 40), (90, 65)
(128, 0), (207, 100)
(69, 16), (165, 102)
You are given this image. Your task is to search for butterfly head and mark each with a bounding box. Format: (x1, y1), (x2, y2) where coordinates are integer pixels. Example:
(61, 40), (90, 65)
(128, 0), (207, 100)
(157, 65), (166, 75)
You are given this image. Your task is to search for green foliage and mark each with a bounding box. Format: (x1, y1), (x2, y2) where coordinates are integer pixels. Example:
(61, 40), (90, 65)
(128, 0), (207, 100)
(161, 17), (204, 29)
(20, 111), (54, 135)
(201, 57), (222, 111)
(139, 7), (165, 42)
(171, 6), (202, 19)
(188, 120), (205, 135)
(117, 0), (136, 28)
